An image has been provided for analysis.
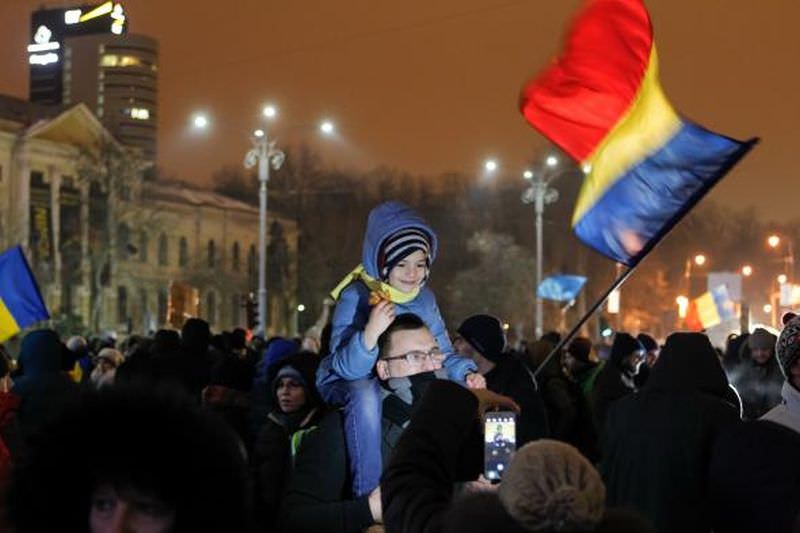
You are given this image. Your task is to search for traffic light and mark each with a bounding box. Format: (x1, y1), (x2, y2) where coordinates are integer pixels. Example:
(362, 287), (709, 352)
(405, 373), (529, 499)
(243, 294), (258, 330)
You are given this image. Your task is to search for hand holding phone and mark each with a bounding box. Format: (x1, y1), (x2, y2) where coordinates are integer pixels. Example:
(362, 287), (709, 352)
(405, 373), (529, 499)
(484, 411), (516, 481)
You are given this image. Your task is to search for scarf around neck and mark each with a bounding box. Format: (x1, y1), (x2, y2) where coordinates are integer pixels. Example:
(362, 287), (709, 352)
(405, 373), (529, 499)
(329, 264), (419, 304)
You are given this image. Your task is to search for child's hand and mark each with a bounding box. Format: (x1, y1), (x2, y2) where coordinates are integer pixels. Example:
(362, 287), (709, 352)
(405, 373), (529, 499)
(465, 372), (486, 390)
(363, 299), (396, 350)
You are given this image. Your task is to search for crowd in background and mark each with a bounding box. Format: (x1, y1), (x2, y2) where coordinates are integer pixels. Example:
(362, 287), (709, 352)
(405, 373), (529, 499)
(0, 311), (795, 532)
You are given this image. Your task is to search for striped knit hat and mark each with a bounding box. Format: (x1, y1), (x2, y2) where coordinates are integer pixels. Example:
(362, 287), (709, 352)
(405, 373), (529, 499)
(378, 227), (431, 280)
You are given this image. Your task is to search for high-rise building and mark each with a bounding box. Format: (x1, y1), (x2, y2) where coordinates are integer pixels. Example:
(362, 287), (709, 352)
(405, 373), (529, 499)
(64, 34), (158, 161)
(28, 2), (158, 162)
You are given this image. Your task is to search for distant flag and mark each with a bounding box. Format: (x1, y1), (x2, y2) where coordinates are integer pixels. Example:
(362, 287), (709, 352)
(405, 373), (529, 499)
(519, 0), (757, 266)
(685, 285), (736, 331)
(0, 246), (50, 342)
(537, 275), (587, 302)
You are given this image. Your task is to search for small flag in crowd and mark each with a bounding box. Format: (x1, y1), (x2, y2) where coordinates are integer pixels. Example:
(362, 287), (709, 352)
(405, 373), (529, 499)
(685, 285), (736, 331)
(519, 0), (757, 266)
(537, 275), (587, 302)
(0, 246), (50, 342)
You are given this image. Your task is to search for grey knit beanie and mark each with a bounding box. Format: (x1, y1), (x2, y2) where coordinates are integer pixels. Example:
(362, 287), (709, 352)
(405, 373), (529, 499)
(498, 440), (605, 532)
(776, 312), (800, 379)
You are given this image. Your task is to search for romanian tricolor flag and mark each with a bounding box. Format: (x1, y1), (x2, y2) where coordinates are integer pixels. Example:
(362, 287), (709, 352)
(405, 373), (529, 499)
(520, 0), (756, 266)
(0, 246), (49, 342)
(685, 285), (736, 331)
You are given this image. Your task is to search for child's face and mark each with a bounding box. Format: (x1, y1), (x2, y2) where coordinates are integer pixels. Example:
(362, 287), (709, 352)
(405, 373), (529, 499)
(387, 249), (428, 293)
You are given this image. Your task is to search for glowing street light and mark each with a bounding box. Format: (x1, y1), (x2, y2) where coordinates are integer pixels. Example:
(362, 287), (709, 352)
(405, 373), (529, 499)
(694, 254), (707, 267)
(768, 234), (781, 248)
(319, 120), (335, 135)
(764, 304), (773, 314)
(741, 265), (753, 277)
(484, 159), (498, 173)
(297, 304), (306, 312)
(253, 129), (265, 138)
(523, 170), (533, 180)
(192, 113), (209, 129)
(778, 274), (788, 285)
(545, 155), (558, 167)
(262, 105), (277, 119)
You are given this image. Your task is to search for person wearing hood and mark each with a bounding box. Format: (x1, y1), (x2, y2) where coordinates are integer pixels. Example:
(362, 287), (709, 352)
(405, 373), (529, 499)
(708, 312), (800, 533)
(316, 201), (480, 498)
(252, 350), (324, 531)
(633, 333), (659, 388)
(12, 329), (79, 440)
(589, 332), (643, 444)
(601, 332), (740, 533)
(730, 327), (783, 419)
(454, 314), (549, 446)
(284, 313), (447, 533)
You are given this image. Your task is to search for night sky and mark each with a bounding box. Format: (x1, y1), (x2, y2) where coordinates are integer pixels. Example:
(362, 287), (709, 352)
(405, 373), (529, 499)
(1, 0), (797, 221)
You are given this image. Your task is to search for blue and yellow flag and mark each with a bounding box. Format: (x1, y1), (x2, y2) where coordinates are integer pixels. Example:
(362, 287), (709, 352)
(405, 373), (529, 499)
(0, 246), (50, 342)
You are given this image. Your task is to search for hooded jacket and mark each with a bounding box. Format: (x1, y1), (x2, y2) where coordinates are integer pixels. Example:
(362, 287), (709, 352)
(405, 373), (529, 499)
(253, 351), (324, 532)
(762, 381), (800, 434)
(13, 330), (78, 438)
(589, 333), (641, 441)
(601, 333), (739, 533)
(317, 202), (476, 388)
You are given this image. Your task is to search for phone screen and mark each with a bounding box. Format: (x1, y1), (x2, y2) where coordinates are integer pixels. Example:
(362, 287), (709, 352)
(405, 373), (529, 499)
(484, 411), (516, 481)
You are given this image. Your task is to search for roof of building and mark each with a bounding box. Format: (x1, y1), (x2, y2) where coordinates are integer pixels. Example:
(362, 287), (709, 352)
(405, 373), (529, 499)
(0, 94), (63, 126)
(142, 180), (259, 214)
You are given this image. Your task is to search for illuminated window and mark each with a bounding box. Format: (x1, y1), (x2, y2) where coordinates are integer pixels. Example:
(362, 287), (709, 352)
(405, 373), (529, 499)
(128, 108), (150, 120)
(100, 54), (142, 68)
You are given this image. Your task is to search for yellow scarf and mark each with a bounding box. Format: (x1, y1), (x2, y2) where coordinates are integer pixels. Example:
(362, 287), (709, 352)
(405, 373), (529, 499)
(330, 264), (419, 304)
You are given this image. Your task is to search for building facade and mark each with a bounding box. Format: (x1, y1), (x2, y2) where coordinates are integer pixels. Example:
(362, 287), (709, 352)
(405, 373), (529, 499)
(0, 96), (298, 337)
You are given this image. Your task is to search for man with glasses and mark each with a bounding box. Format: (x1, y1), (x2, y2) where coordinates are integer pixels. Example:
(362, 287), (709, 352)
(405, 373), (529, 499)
(282, 313), (446, 533)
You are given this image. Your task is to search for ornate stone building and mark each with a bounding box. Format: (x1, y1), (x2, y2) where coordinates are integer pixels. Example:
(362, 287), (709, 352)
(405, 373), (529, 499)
(0, 95), (297, 336)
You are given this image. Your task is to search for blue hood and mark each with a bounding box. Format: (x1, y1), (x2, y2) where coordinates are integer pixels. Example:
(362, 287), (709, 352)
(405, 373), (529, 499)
(18, 329), (63, 377)
(362, 202), (438, 279)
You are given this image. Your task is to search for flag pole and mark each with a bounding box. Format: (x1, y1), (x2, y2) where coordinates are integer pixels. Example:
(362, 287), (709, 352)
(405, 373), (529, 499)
(533, 261), (637, 378)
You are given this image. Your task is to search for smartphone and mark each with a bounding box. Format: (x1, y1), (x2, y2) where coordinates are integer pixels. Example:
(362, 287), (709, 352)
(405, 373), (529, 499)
(483, 411), (517, 481)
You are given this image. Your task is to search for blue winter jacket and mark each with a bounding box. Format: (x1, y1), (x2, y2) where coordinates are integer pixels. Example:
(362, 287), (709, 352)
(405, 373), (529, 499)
(316, 201), (477, 389)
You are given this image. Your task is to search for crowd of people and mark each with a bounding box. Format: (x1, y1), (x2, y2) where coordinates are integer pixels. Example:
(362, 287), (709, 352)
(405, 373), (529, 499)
(0, 201), (798, 533)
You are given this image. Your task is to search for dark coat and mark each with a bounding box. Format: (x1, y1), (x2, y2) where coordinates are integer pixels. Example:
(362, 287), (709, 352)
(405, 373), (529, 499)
(601, 333), (739, 533)
(382, 380), (483, 533)
(13, 330), (78, 439)
(280, 410), (374, 533)
(485, 356), (550, 445)
(708, 420), (800, 533)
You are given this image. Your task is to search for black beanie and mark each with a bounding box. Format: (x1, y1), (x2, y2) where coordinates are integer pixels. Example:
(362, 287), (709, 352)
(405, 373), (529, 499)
(567, 337), (593, 363)
(457, 315), (506, 362)
(637, 333), (658, 352)
(609, 332), (643, 367)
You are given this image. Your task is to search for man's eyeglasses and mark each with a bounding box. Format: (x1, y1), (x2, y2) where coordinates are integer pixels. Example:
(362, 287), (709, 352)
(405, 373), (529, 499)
(382, 347), (445, 365)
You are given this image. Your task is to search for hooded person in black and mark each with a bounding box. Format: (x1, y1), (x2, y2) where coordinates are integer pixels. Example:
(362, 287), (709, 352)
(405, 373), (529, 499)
(601, 332), (740, 533)
(12, 329), (79, 440)
(252, 350), (325, 531)
(589, 332), (643, 443)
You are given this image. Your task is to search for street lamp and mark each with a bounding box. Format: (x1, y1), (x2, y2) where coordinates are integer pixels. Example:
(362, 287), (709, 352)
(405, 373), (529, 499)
(741, 265), (753, 277)
(778, 274), (788, 285)
(192, 106), (335, 336)
(694, 254), (707, 267)
(521, 155), (563, 339)
(767, 233), (795, 283)
(243, 105), (284, 337)
(484, 159), (498, 173)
